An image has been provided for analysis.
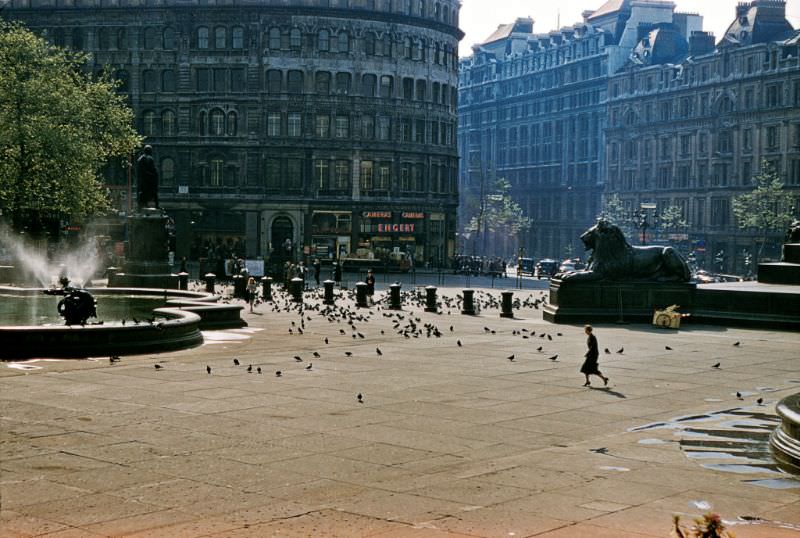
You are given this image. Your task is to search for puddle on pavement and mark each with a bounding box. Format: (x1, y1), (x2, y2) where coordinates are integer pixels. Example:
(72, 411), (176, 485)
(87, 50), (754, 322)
(630, 403), (800, 490)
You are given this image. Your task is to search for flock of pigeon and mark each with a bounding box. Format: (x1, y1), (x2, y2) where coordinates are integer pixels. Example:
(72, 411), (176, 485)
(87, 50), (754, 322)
(110, 283), (764, 407)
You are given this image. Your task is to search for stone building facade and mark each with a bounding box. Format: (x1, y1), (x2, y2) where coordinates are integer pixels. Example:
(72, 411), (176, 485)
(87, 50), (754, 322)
(605, 0), (800, 273)
(5, 0), (462, 267)
(458, 1), (702, 259)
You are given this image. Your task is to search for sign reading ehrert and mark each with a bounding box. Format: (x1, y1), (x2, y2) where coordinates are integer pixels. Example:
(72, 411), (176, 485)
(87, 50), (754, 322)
(378, 223), (415, 233)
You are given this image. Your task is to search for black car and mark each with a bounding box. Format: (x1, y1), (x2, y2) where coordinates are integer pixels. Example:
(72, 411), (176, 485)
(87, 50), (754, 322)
(535, 259), (559, 279)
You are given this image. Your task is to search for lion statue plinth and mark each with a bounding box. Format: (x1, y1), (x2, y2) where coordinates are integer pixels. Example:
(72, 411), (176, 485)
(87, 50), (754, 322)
(558, 219), (691, 283)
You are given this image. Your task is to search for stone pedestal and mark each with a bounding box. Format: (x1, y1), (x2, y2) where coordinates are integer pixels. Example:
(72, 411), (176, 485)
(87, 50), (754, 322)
(543, 279), (696, 324)
(461, 289), (476, 315)
(771, 393), (800, 475)
(389, 283), (402, 310)
(108, 209), (178, 289)
(758, 243), (800, 285)
(500, 291), (514, 318)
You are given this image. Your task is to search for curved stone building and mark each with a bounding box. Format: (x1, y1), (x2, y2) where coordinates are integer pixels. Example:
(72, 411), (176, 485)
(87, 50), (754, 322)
(4, 0), (462, 268)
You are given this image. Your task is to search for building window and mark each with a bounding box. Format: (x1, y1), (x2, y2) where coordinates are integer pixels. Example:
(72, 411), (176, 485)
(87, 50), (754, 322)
(400, 164), (411, 191)
(231, 68), (245, 92)
(337, 32), (349, 53)
(335, 160), (350, 190)
(380, 75), (393, 98)
(143, 27), (158, 49)
(360, 161), (374, 190)
(117, 28), (127, 50)
(227, 112), (237, 136)
(214, 69), (226, 92)
(318, 30), (330, 52)
(335, 116), (349, 138)
(162, 27), (175, 50)
(789, 159), (800, 186)
(767, 125), (780, 150)
(766, 84), (782, 108)
(315, 115), (330, 138)
(197, 27), (209, 49)
(232, 27), (244, 49)
(743, 128), (753, 152)
(361, 73), (376, 96)
(162, 70), (176, 92)
(267, 113), (281, 137)
(213, 27), (226, 49)
(288, 113), (302, 137)
(711, 198), (729, 227)
(210, 158), (224, 186)
(365, 32), (376, 55)
(377, 163), (390, 190)
(265, 158), (280, 189)
(162, 110), (176, 136)
(287, 70), (304, 93)
(142, 69), (158, 92)
(335, 72), (351, 94)
(361, 115), (374, 139)
(315, 159), (330, 190)
(377, 116), (391, 140)
(161, 157), (175, 185)
(210, 109), (225, 136)
(267, 70), (282, 93)
(717, 131), (731, 154)
(290, 28), (301, 51)
(143, 110), (157, 136)
(269, 27), (281, 50)
(287, 159), (302, 190)
(197, 111), (206, 135)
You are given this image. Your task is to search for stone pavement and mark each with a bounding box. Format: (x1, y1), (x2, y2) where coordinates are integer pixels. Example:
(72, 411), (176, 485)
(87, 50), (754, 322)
(2, 286), (799, 537)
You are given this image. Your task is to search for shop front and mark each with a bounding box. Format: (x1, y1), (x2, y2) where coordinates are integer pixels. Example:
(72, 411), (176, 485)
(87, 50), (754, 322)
(310, 211), (352, 261)
(355, 211), (427, 267)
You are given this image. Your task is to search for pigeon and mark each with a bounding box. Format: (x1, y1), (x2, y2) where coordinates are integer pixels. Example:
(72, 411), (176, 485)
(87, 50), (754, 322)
(313, 352), (321, 358)
(757, 397), (764, 405)
(376, 347), (382, 356)
(457, 340), (462, 347)
(345, 351), (353, 357)
(507, 354), (515, 362)
(557, 332), (563, 336)
(275, 371), (282, 377)
(536, 346), (543, 352)
(616, 347), (624, 354)
(736, 392), (743, 399)
(712, 362), (720, 369)
(547, 334), (552, 341)
(590, 447), (608, 455)
(547, 354), (558, 361)
(109, 356), (121, 364)
(294, 356), (303, 362)
(449, 326), (454, 332)
(233, 358), (240, 366)
(324, 337), (329, 344)
(257, 367), (262, 374)
(247, 364), (253, 373)
(357, 393), (363, 403)
(206, 365), (211, 374)
(665, 346), (673, 351)
(154, 364), (163, 370)
(305, 363), (313, 370)
(604, 348), (610, 354)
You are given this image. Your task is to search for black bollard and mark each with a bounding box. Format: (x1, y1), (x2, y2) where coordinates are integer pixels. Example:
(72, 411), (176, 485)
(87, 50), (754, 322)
(425, 286), (438, 313)
(178, 271), (189, 291)
(389, 282), (402, 310)
(323, 279), (335, 305)
(261, 276), (272, 302)
(500, 291), (514, 318)
(355, 281), (368, 308)
(233, 274), (247, 299)
(290, 277), (303, 303)
(461, 289), (476, 315)
(105, 266), (118, 281)
(204, 273), (216, 294)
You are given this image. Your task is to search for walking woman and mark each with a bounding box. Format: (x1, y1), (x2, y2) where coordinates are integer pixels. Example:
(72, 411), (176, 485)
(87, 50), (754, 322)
(246, 276), (258, 313)
(580, 325), (608, 387)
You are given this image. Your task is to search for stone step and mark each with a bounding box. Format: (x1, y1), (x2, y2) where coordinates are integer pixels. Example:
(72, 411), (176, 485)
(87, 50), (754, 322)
(784, 243), (800, 264)
(758, 262), (800, 285)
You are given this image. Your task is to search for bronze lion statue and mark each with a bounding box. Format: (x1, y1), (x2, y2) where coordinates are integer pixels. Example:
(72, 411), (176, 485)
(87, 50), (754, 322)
(558, 219), (691, 282)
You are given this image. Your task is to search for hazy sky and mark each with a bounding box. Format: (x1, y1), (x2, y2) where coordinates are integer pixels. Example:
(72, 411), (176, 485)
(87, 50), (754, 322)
(458, 0), (800, 56)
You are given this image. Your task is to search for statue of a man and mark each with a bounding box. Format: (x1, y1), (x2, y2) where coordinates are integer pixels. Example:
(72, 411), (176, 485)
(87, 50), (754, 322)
(136, 145), (159, 210)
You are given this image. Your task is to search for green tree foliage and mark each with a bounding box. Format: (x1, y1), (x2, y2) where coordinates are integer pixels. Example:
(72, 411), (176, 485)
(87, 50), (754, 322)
(732, 160), (794, 262)
(465, 178), (532, 255)
(657, 205), (689, 232)
(0, 22), (141, 235)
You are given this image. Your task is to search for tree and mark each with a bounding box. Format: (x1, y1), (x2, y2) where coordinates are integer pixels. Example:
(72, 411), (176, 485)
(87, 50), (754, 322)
(732, 160), (794, 263)
(600, 194), (636, 238)
(657, 205), (688, 233)
(465, 178), (532, 256)
(0, 22), (141, 236)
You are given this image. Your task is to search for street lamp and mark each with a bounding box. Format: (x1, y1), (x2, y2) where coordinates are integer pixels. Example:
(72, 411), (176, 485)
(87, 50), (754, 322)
(638, 203), (657, 246)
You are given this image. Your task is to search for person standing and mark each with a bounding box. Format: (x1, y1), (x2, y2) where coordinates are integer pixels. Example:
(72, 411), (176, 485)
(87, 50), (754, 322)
(246, 276), (258, 312)
(365, 269), (376, 303)
(313, 258), (321, 287)
(333, 261), (342, 286)
(580, 325), (609, 387)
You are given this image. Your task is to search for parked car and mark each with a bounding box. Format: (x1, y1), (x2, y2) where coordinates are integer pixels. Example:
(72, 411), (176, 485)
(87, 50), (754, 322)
(558, 258), (586, 274)
(517, 257), (536, 276)
(535, 259), (559, 279)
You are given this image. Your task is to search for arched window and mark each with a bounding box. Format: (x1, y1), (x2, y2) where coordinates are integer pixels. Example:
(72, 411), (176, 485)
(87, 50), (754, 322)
(379, 75), (393, 98)
(197, 27), (209, 49)
(364, 32), (375, 55)
(335, 72), (351, 94)
(227, 112), (237, 136)
(214, 26), (226, 49)
(416, 79), (426, 100)
(232, 26), (244, 49)
(290, 28), (301, 50)
(209, 109), (225, 136)
(418, 38), (426, 61)
(143, 27), (157, 49)
(269, 27), (281, 50)
(210, 157), (224, 186)
(418, 0), (426, 16)
(115, 69), (129, 92)
(162, 27), (175, 49)
(142, 70), (158, 92)
(337, 31), (349, 53)
(162, 110), (176, 136)
(142, 110), (157, 136)
(318, 30), (330, 52)
(161, 157), (175, 185)
(97, 27), (110, 50)
(315, 71), (331, 94)
(287, 70), (304, 93)
(719, 95), (734, 114)
(404, 37), (412, 58)
(117, 28), (127, 50)
(267, 70), (282, 93)
(381, 34), (392, 57)
(72, 28), (84, 50)
(361, 73), (376, 97)
(434, 42), (441, 64)
(162, 70), (176, 92)
(434, 2), (440, 20)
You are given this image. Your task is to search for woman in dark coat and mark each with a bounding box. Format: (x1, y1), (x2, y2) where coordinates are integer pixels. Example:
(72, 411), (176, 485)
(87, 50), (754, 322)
(580, 325), (609, 387)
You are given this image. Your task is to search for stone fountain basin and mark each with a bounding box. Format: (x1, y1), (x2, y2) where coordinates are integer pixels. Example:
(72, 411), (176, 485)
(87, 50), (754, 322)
(0, 287), (244, 359)
(771, 393), (800, 475)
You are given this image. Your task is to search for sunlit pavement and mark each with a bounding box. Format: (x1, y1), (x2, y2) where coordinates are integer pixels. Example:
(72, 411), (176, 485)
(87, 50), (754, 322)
(2, 284), (799, 537)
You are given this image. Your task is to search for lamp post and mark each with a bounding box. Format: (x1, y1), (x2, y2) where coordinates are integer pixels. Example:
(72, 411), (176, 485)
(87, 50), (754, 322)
(638, 203), (657, 246)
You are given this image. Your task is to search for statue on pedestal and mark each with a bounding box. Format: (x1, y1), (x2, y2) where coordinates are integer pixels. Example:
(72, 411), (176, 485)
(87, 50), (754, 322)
(136, 145), (159, 210)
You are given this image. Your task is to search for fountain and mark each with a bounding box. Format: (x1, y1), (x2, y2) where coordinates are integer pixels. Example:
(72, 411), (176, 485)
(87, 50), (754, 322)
(771, 394), (800, 475)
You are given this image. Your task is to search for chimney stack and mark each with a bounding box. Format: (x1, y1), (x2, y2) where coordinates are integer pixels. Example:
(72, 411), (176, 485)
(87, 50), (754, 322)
(689, 31), (715, 56)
